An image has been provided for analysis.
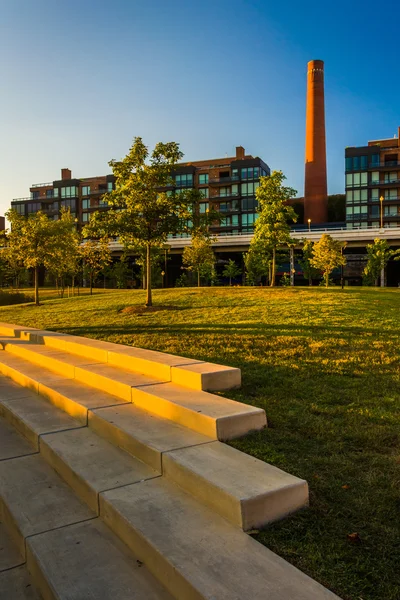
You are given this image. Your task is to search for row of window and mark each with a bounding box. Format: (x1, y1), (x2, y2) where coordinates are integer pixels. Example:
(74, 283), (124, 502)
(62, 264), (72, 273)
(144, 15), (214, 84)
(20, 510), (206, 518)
(179, 167), (268, 187)
(345, 155), (379, 171)
(346, 189), (399, 204)
(30, 183), (113, 200)
(346, 205), (400, 217)
(346, 171), (400, 188)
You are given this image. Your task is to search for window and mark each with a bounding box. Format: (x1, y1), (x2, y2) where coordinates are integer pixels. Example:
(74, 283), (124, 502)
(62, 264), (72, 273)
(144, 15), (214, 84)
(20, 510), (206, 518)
(371, 171), (379, 184)
(242, 197), (258, 211)
(345, 157), (352, 171)
(53, 188), (59, 198)
(371, 154), (380, 166)
(361, 156), (368, 169)
(219, 200), (239, 213)
(82, 186), (90, 196)
(82, 213), (89, 222)
(27, 202), (40, 213)
(60, 199), (76, 210)
(199, 174), (208, 185)
(231, 184), (239, 195)
(107, 182), (113, 192)
(99, 198), (108, 206)
(242, 182), (259, 196)
(199, 202), (209, 214)
(61, 186), (78, 198)
(371, 188), (379, 200)
(370, 205), (379, 217)
(11, 203), (25, 215)
(219, 187), (231, 197)
(384, 205), (399, 216)
(384, 189), (398, 200)
(82, 199), (90, 209)
(241, 167), (259, 180)
(220, 215), (239, 227)
(384, 172), (398, 183)
(175, 174), (193, 187)
(200, 187), (209, 198)
(242, 213), (258, 226)
(30, 191), (40, 199)
(232, 169), (239, 180)
(46, 189), (54, 198)
(346, 173), (368, 187)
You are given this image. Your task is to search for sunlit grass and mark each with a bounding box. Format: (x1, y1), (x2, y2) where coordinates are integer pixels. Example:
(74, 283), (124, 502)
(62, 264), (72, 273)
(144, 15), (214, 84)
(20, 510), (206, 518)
(0, 286), (399, 600)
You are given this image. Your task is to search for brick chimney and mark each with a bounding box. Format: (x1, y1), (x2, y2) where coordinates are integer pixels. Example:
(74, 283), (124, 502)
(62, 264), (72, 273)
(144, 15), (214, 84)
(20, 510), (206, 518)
(304, 59), (328, 224)
(236, 146), (245, 160)
(61, 168), (72, 180)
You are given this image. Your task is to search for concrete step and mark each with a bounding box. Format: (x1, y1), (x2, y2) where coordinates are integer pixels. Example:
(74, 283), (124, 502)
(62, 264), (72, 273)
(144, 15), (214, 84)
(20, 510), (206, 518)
(0, 566), (41, 600)
(0, 387), (83, 450)
(0, 347), (264, 440)
(89, 404), (212, 472)
(130, 381), (266, 440)
(0, 350), (129, 424)
(100, 477), (340, 600)
(40, 428), (160, 513)
(26, 519), (174, 600)
(163, 441), (308, 531)
(0, 520), (24, 572)
(0, 323), (241, 391)
(0, 414), (36, 461)
(0, 454), (94, 557)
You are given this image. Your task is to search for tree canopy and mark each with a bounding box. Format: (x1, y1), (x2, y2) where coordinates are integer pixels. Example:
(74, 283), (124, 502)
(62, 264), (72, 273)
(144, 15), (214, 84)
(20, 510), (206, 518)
(310, 234), (346, 287)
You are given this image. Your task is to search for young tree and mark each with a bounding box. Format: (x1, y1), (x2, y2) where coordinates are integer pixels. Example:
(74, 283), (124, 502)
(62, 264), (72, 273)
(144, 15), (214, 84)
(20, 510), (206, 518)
(182, 234), (215, 287)
(112, 257), (131, 289)
(363, 238), (400, 286)
(85, 137), (190, 306)
(5, 208), (78, 305)
(310, 234), (346, 287)
(243, 243), (271, 285)
(252, 171), (297, 287)
(223, 259), (242, 286)
(298, 239), (320, 286)
(79, 238), (112, 295)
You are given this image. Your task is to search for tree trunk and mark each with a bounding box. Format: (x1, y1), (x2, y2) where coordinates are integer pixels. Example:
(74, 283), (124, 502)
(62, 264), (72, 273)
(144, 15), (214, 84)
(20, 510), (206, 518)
(197, 269), (200, 288)
(325, 273), (329, 287)
(34, 266), (39, 306)
(270, 249), (276, 287)
(146, 244), (152, 306)
(309, 274), (312, 286)
(90, 273), (93, 295)
(229, 276), (232, 286)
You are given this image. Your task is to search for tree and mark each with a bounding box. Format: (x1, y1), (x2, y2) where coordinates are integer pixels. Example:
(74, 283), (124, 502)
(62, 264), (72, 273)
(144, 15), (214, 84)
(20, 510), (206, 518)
(5, 208), (78, 305)
(252, 171), (297, 287)
(47, 223), (80, 297)
(310, 234), (346, 287)
(363, 238), (400, 286)
(85, 137), (190, 306)
(182, 234), (215, 287)
(112, 257), (131, 289)
(223, 259), (242, 286)
(79, 238), (112, 295)
(298, 239), (320, 286)
(243, 243), (271, 285)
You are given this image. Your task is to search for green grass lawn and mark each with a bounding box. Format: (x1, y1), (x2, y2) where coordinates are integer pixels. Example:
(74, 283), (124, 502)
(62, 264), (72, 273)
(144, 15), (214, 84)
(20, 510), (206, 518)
(0, 286), (399, 600)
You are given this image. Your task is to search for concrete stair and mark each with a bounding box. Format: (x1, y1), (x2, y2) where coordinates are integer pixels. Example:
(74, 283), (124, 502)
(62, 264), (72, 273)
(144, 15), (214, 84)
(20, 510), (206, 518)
(0, 323), (341, 599)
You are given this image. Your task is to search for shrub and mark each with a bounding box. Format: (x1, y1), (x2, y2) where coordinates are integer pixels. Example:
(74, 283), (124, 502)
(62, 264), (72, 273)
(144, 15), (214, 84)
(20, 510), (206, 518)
(0, 290), (33, 306)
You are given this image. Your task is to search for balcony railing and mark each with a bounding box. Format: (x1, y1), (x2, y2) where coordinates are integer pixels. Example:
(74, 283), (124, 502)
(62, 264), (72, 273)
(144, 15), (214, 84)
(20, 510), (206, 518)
(211, 192), (240, 200)
(369, 161), (400, 167)
(31, 182), (53, 188)
(209, 176), (240, 184)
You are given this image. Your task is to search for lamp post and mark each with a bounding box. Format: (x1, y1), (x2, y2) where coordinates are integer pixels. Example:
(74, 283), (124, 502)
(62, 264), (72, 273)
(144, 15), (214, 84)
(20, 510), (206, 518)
(161, 271), (165, 288)
(307, 218), (311, 232)
(379, 196), (384, 229)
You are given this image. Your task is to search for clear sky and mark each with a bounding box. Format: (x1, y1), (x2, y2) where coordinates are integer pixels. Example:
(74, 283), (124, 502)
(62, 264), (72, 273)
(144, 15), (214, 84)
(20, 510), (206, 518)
(1, 0), (400, 216)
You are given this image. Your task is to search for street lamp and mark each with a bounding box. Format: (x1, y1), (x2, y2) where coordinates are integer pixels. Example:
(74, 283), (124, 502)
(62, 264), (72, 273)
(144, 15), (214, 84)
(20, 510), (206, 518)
(307, 218), (311, 232)
(161, 271), (165, 288)
(379, 196), (384, 229)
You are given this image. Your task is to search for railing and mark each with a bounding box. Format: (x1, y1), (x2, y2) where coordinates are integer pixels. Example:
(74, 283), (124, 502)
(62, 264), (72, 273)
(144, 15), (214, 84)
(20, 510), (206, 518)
(11, 197), (30, 203)
(31, 182), (53, 188)
(370, 161), (400, 167)
(209, 176), (240, 184)
(211, 192), (240, 200)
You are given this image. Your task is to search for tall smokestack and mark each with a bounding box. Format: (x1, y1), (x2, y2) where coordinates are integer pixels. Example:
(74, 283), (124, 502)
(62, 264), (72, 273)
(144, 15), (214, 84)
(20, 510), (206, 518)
(304, 59), (328, 224)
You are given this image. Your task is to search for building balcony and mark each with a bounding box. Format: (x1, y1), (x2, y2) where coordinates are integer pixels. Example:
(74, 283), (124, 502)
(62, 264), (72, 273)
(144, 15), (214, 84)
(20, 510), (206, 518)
(210, 192), (240, 200)
(31, 182), (53, 188)
(369, 161), (400, 168)
(209, 176), (240, 185)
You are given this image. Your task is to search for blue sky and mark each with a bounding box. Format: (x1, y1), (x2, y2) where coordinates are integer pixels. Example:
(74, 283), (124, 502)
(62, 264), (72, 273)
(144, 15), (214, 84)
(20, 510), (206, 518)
(1, 0), (400, 215)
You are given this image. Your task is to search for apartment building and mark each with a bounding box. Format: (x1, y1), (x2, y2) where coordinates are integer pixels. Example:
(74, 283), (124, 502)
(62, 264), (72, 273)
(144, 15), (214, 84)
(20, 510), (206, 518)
(345, 127), (400, 229)
(10, 147), (270, 234)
